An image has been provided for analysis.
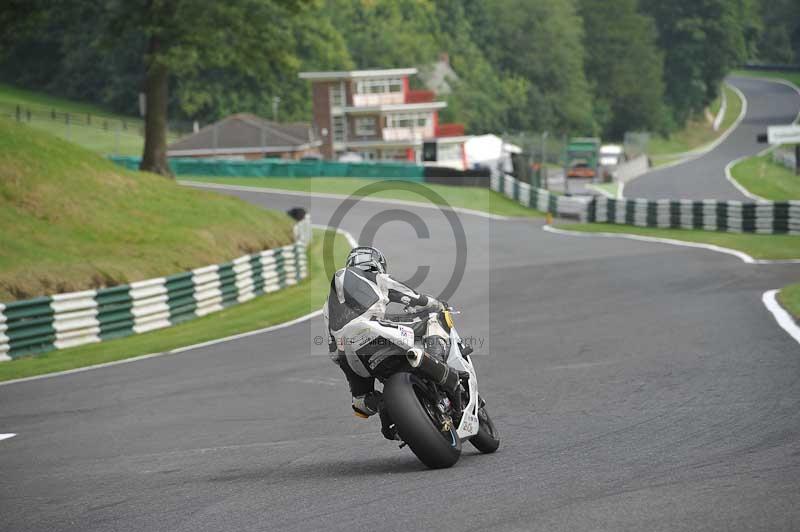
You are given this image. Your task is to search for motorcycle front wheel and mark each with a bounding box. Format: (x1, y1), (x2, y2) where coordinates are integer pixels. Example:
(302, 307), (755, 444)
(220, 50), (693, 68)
(469, 405), (500, 454)
(383, 372), (461, 469)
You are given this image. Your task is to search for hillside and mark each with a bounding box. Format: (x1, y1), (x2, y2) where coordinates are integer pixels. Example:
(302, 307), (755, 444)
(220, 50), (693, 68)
(0, 83), (180, 156)
(0, 118), (294, 301)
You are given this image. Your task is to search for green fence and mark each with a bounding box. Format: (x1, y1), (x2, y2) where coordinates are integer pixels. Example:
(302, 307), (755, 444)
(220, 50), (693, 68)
(110, 156), (425, 181)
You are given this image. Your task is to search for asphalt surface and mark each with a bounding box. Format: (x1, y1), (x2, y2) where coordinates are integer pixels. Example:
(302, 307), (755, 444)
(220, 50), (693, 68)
(2, 81), (800, 531)
(625, 76), (800, 200)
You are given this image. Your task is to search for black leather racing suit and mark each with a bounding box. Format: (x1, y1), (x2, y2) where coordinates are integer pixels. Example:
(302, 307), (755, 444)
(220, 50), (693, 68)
(322, 266), (436, 396)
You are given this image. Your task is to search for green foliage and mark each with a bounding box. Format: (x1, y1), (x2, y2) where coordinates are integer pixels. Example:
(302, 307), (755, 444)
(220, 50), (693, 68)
(0, 0), (787, 142)
(641, 0), (750, 126)
(753, 0), (800, 64)
(474, 0), (594, 134)
(579, 0), (667, 139)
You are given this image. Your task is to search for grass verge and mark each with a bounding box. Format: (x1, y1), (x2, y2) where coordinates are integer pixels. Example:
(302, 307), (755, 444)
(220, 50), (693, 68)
(587, 182), (619, 197)
(0, 228), (349, 382)
(554, 223), (800, 260)
(184, 176), (545, 218)
(778, 283), (800, 321)
(0, 118), (295, 300)
(729, 150), (800, 201)
(648, 84), (743, 166)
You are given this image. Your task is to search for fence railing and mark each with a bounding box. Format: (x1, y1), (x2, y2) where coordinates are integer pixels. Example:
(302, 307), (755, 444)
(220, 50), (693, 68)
(1, 101), (191, 155)
(0, 217), (311, 361)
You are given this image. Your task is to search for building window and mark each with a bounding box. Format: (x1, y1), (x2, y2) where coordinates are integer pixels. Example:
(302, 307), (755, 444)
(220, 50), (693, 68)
(354, 117), (376, 137)
(329, 84), (344, 107)
(355, 78), (403, 95)
(332, 115), (346, 142)
(386, 112), (431, 129)
(358, 150), (377, 160)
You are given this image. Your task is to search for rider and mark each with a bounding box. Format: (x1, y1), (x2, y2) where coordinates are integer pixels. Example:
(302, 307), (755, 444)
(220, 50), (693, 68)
(322, 246), (440, 422)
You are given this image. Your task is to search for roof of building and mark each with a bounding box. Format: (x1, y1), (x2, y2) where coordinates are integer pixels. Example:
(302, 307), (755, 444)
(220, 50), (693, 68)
(167, 114), (320, 156)
(299, 68), (417, 81)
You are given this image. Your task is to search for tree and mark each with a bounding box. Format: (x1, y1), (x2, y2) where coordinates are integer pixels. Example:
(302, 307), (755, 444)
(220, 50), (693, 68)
(1, 0), (310, 177)
(103, 0), (307, 176)
(642, 0), (749, 126)
(754, 0), (800, 64)
(579, 0), (666, 138)
(473, 0), (595, 134)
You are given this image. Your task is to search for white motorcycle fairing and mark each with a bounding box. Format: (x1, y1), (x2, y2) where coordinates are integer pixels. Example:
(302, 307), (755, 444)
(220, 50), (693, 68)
(446, 326), (480, 439)
(338, 319), (415, 378)
(338, 312), (480, 441)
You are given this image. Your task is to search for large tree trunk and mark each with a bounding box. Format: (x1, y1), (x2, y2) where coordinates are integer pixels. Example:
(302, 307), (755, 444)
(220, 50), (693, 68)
(140, 39), (172, 177)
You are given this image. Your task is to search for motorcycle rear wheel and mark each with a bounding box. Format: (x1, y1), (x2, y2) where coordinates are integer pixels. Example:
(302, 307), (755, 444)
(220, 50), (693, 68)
(383, 372), (461, 469)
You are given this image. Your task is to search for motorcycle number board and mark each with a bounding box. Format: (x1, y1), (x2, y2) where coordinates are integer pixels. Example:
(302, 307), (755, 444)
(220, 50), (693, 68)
(767, 124), (800, 145)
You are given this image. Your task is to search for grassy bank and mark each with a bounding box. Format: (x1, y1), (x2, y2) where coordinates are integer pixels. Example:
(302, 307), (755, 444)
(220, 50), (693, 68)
(0, 118), (295, 300)
(729, 151), (800, 201)
(0, 84), (181, 155)
(647, 83), (743, 166)
(778, 283), (800, 321)
(184, 176), (545, 218)
(0, 228), (349, 382)
(554, 223), (800, 260)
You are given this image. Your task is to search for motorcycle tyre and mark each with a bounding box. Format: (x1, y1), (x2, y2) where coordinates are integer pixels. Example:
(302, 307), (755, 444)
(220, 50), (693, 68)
(383, 372), (461, 469)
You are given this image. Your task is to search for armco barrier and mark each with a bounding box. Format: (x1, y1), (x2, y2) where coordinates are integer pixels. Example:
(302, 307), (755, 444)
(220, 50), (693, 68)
(590, 196), (800, 234)
(0, 217), (311, 361)
(491, 174), (592, 220)
(109, 156), (424, 181)
(494, 174), (800, 234)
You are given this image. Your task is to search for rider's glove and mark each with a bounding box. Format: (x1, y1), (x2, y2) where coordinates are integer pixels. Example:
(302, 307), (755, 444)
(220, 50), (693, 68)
(421, 294), (441, 310)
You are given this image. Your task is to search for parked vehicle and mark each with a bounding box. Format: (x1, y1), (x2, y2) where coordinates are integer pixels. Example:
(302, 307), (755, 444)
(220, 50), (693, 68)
(566, 137), (600, 179)
(599, 144), (625, 180)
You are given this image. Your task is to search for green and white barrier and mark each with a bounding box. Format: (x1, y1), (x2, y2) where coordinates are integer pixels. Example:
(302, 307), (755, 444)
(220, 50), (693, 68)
(493, 174), (800, 234)
(591, 196), (800, 234)
(491, 174), (592, 220)
(0, 218), (311, 361)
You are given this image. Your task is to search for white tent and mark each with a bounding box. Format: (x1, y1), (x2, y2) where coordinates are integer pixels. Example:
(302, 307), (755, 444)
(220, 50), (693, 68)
(464, 134), (521, 175)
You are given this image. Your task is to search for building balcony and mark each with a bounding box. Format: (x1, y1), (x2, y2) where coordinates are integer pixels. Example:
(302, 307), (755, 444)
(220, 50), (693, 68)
(405, 90), (435, 104)
(435, 123), (465, 137)
(352, 92), (405, 107)
(382, 126), (435, 141)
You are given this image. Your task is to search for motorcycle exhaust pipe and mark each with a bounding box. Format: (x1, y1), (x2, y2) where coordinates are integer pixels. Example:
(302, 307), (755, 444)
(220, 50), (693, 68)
(406, 348), (460, 393)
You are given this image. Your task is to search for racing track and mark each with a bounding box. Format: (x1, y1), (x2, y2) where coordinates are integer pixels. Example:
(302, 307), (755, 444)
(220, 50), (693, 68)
(625, 76), (800, 200)
(2, 81), (800, 531)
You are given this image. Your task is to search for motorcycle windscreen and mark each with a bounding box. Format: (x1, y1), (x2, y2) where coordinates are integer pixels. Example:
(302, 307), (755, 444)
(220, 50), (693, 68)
(327, 269), (381, 331)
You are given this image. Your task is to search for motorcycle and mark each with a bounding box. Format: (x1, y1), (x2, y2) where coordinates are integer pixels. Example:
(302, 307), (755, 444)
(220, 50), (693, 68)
(337, 304), (500, 469)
